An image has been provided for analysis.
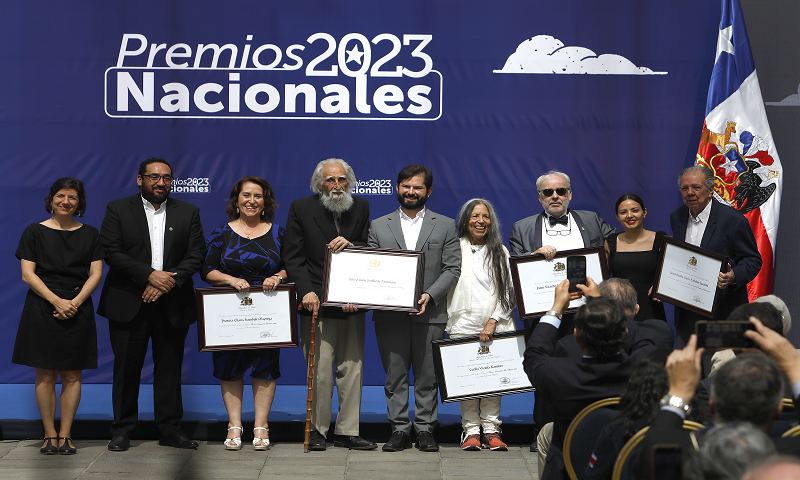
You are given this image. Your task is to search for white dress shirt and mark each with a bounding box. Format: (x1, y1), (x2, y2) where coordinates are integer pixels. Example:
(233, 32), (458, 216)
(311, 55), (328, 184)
(685, 200), (712, 246)
(400, 206), (425, 250)
(142, 196), (167, 271)
(542, 211), (584, 251)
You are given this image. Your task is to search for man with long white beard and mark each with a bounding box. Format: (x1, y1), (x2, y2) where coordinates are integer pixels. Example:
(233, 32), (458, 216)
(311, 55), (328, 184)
(284, 158), (375, 451)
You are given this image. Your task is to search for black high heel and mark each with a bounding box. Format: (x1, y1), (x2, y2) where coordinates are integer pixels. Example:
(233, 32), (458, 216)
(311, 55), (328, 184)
(58, 437), (77, 455)
(40, 437), (58, 455)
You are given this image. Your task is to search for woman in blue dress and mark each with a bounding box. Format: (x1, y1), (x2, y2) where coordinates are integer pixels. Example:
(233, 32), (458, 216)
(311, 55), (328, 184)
(201, 176), (288, 451)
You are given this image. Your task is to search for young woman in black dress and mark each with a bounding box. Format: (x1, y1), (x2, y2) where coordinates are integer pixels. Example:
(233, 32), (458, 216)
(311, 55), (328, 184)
(604, 194), (666, 321)
(201, 176), (288, 451)
(13, 178), (104, 455)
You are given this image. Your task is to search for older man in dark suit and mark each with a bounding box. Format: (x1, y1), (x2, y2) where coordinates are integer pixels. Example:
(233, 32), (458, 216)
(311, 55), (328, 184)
(368, 164), (461, 453)
(99, 158), (205, 451)
(670, 165), (762, 344)
(283, 158), (375, 451)
(510, 169), (618, 450)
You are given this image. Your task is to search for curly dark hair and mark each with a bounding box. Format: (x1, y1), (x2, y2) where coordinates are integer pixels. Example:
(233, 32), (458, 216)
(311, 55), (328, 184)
(44, 177), (87, 218)
(225, 176), (278, 221)
(574, 297), (627, 358)
(610, 349), (705, 440)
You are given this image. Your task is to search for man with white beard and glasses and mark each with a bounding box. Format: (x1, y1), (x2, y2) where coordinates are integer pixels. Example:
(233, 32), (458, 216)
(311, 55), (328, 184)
(283, 158), (375, 451)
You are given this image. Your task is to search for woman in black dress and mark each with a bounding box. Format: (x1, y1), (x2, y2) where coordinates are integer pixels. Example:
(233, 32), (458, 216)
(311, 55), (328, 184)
(604, 193), (666, 321)
(13, 178), (104, 455)
(201, 176), (288, 451)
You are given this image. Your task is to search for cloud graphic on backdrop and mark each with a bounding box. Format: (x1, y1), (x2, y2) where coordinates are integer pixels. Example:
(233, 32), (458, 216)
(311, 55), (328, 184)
(493, 35), (667, 75)
(765, 82), (800, 106)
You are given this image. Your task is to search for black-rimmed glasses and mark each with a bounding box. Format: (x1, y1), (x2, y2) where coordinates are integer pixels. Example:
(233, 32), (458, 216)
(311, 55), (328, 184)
(142, 174), (173, 183)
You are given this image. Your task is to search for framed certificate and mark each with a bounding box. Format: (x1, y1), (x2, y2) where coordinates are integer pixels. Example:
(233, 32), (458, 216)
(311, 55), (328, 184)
(652, 236), (727, 318)
(320, 246), (425, 312)
(509, 247), (609, 320)
(432, 331), (535, 403)
(196, 284), (298, 352)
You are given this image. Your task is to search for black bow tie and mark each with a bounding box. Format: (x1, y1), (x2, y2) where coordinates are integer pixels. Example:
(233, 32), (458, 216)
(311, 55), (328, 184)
(549, 215), (568, 227)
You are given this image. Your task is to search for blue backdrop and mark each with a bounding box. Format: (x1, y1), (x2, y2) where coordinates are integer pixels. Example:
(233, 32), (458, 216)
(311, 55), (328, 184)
(0, 0), (720, 386)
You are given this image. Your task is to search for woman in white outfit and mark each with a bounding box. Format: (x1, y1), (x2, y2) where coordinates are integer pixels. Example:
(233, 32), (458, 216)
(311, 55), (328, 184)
(446, 198), (516, 451)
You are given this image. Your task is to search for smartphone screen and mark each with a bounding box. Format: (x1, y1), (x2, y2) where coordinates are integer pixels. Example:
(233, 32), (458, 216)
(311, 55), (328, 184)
(566, 255), (587, 293)
(695, 321), (755, 349)
(652, 445), (683, 480)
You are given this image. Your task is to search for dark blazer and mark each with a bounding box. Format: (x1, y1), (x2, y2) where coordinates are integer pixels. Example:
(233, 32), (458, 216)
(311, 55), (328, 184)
(97, 194), (205, 328)
(367, 208), (461, 324)
(524, 320), (655, 480)
(509, 209), (618, 256)
(669, 199), (761, 319)
(283, 194), (370, 318)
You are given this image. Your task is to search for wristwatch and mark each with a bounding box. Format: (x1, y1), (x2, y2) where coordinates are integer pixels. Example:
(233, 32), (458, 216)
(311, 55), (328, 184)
(660, 394), (692, 415)
(273, 273), (284, 283)
(544, 310), (563, 320)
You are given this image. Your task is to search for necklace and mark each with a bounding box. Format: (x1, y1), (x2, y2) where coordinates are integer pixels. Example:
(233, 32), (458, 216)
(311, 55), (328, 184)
(238, 218), (259, 239)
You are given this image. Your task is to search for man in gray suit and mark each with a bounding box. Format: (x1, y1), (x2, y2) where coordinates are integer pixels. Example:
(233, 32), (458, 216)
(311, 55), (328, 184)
(508, 169), (617, 452)
(368, 164), (461, 453)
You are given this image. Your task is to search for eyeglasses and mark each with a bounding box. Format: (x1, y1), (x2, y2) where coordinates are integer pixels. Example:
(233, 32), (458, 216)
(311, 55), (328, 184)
(540, 188), (569, 197)
(325, 176), (348, 185)
(544, 217), (572, 236)
(142, 174), (173, 183)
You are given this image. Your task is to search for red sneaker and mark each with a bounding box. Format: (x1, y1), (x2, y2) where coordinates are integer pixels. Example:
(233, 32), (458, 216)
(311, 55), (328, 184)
(482, 432), (508, 451)
(461, 434), (481, 451)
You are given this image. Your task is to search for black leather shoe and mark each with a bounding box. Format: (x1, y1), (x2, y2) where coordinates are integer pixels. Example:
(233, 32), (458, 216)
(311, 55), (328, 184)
(107, 435), (130, 452)
(308, 430), (327, 451)
(158, 432), (199, 449)
(58, 437), (77, 455)
(40, 437), (59, 455)
(530, 440), (538, 452)
(334, 435), (378, 450)
(415, 431), (439, 452)
(383, 431), (412, 452)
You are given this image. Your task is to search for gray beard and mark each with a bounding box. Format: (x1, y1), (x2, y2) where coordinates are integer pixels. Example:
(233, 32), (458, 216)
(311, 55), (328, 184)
(320, 190), (354, 214)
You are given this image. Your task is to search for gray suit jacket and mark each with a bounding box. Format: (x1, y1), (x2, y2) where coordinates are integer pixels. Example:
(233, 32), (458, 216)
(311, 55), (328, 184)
(508, 209), (618, 256)
(368, 208), (461, 324)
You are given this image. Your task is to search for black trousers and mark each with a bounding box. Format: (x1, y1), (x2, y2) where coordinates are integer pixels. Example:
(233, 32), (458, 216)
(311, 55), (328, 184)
(108, 303), (189, 437)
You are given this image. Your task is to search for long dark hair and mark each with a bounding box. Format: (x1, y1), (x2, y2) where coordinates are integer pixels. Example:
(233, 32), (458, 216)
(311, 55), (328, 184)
(610, 349), (703, 439)
(456, 198), (514, 313)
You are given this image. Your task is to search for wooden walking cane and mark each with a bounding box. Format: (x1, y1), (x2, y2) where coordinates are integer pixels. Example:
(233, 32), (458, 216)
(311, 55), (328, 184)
(303, 310), (317, 453)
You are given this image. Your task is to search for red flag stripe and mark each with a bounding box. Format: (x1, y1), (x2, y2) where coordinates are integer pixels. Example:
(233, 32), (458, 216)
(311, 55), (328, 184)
(744, 208), (773, 300)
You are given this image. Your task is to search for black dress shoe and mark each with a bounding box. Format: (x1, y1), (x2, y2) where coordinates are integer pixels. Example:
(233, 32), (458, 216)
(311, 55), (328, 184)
(383, 431), (412, 452)
(530, 440), (538, 452)
(415, 431), (439, 452)
(308, 430), (327, 451)
(40, 437), (59, 455)
(58, 437), (77, 455)
(334, 435), (378, 450)
(107, 435), (130, 452)
(158, 432), (199, 449)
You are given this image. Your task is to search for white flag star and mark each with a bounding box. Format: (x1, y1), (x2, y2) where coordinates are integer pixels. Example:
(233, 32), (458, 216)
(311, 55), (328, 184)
(346, 45), (364, 65)
(719, 156), (740, 175)
(715, 25), (734, 65)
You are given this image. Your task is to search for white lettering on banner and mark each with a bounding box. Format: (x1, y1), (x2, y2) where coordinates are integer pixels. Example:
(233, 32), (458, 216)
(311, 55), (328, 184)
(106, 33), (442, 120)
(351, 179), (393, 195)
(171, 177), (210, 194)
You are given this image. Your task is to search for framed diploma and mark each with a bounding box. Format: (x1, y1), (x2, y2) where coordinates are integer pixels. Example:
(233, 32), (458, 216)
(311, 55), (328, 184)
(320, 246), (425, 312)
(432, 331), (534, 403)
(196, 284), (298, 352)
(652, 236), (727, 318)
(509, 247), (609, 320)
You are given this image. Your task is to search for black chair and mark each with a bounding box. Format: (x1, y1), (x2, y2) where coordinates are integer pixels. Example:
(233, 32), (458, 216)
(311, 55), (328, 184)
(563, 397), (620, 480)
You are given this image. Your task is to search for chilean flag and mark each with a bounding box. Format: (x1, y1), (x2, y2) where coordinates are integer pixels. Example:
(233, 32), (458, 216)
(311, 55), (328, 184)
(696, 0), (782, 298)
